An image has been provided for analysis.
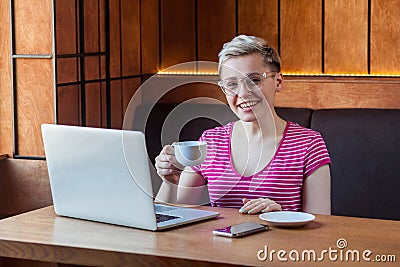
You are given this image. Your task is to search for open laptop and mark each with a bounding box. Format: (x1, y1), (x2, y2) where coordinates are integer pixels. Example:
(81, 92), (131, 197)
(41, 124), (219, 231)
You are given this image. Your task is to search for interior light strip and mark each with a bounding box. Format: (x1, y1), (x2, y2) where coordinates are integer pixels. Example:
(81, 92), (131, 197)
(157, 70), (218, 76)
(157, 70), (400, 77)
(283, 72), (400, 77)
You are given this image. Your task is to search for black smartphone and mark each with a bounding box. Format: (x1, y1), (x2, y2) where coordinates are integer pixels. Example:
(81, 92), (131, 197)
(212, 222), (269, 238)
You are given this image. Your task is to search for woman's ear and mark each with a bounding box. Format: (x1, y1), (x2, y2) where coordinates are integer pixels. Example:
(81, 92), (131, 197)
(275, 72), (284, 92)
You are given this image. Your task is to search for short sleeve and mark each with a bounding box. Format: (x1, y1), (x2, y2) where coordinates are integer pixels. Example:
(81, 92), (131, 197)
(304, 133), (331, 177)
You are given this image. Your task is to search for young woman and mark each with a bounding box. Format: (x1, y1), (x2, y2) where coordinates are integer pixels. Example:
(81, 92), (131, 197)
(155, 35), (331, 215)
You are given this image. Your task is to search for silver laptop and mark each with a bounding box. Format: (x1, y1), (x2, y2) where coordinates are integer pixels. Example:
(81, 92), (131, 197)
(41, 124), (219, 231)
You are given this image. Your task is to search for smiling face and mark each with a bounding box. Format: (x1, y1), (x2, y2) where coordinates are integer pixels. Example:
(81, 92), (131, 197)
(219, 53), (283, 123)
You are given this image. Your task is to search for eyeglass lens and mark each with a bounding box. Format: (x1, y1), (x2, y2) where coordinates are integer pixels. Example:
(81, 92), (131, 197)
(221, 73), (265, 95)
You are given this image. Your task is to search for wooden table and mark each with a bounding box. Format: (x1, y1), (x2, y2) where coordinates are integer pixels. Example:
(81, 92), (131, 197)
(0, 206), (398, 266)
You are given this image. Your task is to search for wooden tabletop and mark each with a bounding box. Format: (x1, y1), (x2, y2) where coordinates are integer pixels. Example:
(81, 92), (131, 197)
(0, 206), (398, 266)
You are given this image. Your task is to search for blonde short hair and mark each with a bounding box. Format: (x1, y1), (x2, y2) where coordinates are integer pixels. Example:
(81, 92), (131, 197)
(218, 35), (281, 74)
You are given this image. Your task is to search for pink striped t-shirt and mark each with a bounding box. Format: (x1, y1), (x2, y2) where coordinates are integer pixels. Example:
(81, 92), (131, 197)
(191, 121), (331, 211)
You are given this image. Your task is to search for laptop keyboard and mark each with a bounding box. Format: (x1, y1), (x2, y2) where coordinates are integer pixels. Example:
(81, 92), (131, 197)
(156, 213), (180, 223)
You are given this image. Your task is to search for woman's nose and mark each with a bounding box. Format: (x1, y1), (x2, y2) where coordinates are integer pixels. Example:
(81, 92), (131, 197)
(236, 81), (252, 97)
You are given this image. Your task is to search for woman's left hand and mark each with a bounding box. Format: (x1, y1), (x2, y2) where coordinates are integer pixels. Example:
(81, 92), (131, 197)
(239, 198), (282, 214)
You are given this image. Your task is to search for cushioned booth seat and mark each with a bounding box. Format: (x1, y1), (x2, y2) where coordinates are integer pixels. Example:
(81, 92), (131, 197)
(311, 109), (400, 220)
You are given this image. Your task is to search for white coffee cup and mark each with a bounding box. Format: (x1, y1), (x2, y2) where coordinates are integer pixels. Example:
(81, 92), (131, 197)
(172, 141), (207, 166)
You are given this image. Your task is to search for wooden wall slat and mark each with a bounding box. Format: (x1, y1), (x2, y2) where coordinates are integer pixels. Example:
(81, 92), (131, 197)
(370, 0), (400, 74)
(56, 58), (78, 84)
(14, 0), (52, 54)
(16, 59), (54, 157)
(238, 0), (279, 50)
(57, 85), (80, 126)
(122, 78), (142, 117)
(141, 0), (159, 74)
(100, 82), (106, 128)
(110, 0), (121, 78)
(197, 0), (236, 66)
(325, 0), (368, 74)
(99, 0), (106, 53)
(0, 0), (12, 156)
(85, 56), (100, 81)
(161, 0), (196, 70)
(55, 0), (76, 54)
(111, 81), (123, 129)
(121, 0), (141, 76)
(280, 0), (322, 73)
(84, 0), (99, 53)
(84, 0), (100, 82)
(85, 83), (102, 128)
(100, 56), (106, 80)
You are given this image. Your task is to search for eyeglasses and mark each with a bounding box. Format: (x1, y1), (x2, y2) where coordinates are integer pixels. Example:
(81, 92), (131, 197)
(218, 72), (277, 96)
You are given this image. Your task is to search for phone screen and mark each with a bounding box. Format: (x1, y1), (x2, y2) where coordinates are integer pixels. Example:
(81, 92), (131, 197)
(212, 222), (269, 237)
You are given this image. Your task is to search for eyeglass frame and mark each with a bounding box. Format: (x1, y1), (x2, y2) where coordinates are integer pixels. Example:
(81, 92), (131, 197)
(218, 71), (277, 96)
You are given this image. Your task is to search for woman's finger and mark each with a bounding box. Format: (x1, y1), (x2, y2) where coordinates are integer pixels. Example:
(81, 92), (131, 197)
(156, 146), (184, 171)
(261, 203), (282, 213)
(247, 201), (272, 214)
(240, 199), (265, 213)
(239, 198), (280, 214)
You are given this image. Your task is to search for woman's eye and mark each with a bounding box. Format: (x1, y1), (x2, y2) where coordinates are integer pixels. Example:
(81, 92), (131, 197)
(226, 81), (238, 89)
(250, 77), (262, 84)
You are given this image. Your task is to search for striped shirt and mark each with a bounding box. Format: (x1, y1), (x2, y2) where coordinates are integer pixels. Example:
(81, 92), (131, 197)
(191, 121), (331, 211)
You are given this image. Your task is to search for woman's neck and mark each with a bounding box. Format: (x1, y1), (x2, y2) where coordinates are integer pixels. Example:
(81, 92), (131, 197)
(235, 112), (286, 141)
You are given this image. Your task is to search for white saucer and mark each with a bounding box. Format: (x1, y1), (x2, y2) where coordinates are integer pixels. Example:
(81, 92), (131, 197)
(259, 211), (315, 227)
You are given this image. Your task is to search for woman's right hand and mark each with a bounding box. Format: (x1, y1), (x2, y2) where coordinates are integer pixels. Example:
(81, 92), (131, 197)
(155, 145), (184, 185)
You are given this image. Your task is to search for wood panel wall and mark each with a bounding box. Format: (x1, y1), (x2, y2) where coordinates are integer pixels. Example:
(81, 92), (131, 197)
(238, 0), (279, 50)
(15, 59), (54, 156)
(147, 0), (400, 109)
(281, 0), (322, 73)
(324, 0), (368, 74)
(370, 0), (400, 74)
(1, 0), (400, 158)
(56, 0), (143, 132)
(0, 1), (13, 156)
(13, 0), (54, 157)
(161, 0), (196, 70)
(159, 0), (400, 76)
(197, 0), (236, 63)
